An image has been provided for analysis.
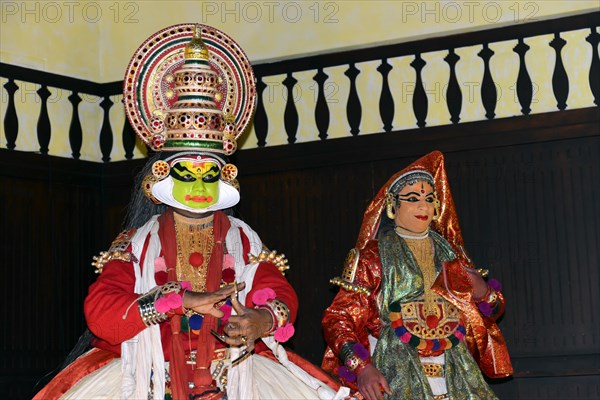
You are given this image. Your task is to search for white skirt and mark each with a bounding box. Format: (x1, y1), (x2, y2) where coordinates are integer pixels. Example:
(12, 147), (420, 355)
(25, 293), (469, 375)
(60, 354), (348, 400)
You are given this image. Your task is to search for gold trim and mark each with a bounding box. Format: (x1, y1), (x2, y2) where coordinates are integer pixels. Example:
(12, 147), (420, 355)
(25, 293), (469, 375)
(330, 277), (371, 296)
(248, 248), (290, 275)
(422, 363), (444, 378)
(341, 248), (360, 282)
(91, 229), (135, 274)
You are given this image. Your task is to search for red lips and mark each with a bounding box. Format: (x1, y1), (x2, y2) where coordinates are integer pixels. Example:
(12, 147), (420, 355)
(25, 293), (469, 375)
(184, 195), (213, 203)
(415, 215), (429, 221)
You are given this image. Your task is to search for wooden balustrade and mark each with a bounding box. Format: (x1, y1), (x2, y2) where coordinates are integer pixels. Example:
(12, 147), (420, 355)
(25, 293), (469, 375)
(1, 12), (598, 160)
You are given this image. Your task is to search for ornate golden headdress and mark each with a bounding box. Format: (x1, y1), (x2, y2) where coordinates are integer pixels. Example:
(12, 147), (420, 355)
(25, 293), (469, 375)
(122, 24), (257, 210)
(123, 23), (256, 155)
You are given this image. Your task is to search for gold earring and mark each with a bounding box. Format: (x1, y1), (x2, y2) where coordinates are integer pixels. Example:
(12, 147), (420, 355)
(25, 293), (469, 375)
(142, 174), (162, 204)
(386, 193), (397, 219)
(151, 160), (170, 180)
(432, 198), (441, 221)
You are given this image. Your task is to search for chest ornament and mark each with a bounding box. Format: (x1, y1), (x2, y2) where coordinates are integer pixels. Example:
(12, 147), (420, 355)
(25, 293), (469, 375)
(389, 299), (465, 353)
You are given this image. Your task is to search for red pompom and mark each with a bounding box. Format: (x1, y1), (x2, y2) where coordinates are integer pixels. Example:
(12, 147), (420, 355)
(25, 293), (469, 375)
(189, 252), (204, 268)
(222, 268), (236, 283)
(154, 270), (168, 285)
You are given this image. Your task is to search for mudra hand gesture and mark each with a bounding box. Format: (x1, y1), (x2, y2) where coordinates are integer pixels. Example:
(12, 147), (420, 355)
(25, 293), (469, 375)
(221, 295), (274, 351)
(183, 282), (245, 318)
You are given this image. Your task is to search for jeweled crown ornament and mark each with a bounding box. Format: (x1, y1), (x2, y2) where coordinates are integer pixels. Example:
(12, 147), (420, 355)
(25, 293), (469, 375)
(123, 23), (256, 156)
(154, 25), (229, 153)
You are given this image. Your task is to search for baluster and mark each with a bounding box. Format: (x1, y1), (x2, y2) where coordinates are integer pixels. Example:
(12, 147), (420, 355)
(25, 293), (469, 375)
(444, 49), (462, 124)
(254, 77), (268, 147)
(99, 96), (114, 162)
(478, 44), (497, 120)
(585, 27), (600, 106)
(122, 118), (136, 160)
(313, 68), (330, 140)
(377, 59), (394, 133)
(549, 33), (569, 111)
(37, 85), (51, 154)
(411, 54), (428, 128)
(68, 92), (82, 159)
(3, 79), (19, 150)
(282, 73), (299, 144)
(514, 38), (533, 115)
(345, 63), (362, 136)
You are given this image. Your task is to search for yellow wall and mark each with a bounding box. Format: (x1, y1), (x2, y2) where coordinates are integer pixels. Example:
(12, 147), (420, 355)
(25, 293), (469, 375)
(1, 1), (599, 160)
(2, 1), (598, 80)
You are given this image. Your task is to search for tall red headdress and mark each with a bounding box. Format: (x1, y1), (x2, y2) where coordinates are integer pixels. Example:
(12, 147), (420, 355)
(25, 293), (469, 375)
(356, 150), (473, 267)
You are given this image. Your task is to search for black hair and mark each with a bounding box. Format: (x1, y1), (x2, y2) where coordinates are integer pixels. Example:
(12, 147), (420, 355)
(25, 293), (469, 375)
(123, 152), (168, 229)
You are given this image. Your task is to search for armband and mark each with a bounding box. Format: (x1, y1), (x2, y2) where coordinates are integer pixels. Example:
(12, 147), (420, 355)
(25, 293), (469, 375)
(91, 229), (136, 274)
(329, 248), (371, 295)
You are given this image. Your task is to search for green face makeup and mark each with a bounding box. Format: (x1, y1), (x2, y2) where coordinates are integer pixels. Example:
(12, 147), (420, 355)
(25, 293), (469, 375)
(170, 160), (220, 209)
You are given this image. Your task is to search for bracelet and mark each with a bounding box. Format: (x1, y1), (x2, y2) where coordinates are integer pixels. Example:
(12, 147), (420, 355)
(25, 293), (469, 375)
(337, 342), (370, 383)
(137, 281), (191, 326)
(252, 288), (294, 342)
(473, 277), (503, 317)
(260, 299), (290, 328)
(137, 290), (168, 326)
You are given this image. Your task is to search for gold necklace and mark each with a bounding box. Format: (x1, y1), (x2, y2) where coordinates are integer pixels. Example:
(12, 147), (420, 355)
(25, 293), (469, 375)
(404, 237), (441, 321)
(174, 213), (215, 292)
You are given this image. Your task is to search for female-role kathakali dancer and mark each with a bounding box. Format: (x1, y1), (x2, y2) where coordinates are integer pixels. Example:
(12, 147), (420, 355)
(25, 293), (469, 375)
(34, 24), (348, 400)
(322, 151), (513, 400)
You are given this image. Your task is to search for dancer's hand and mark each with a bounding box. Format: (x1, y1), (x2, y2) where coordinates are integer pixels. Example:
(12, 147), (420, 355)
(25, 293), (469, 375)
(183, 282), (245, 317)
(465, 267), (489, 300)
(357, 364), (391, 400)
(221, 295), (273, 351)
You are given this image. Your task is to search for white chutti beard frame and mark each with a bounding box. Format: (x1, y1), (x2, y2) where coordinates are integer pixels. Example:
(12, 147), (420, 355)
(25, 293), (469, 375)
(151, 151), (240, 213)
(152, 177), (240, 213)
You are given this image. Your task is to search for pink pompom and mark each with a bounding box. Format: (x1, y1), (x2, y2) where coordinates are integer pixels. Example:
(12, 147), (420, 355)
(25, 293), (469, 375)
(220, 303), (232, 322)
(165, 293), (182, 309)
(274, 323), (295, 342)
(223, 254), (235, 270)
(180, 281), (192, 291)
(252, 288), (276, 305)
(454, 330), (464, 340)
(400, 332), (412, 343)
(154, 257), (167, 272)
(155, 297), (170, 313)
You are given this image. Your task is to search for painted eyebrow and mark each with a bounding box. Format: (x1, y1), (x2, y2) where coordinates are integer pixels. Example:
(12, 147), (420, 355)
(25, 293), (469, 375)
(398, 191), (421, 197)
(172, 164), (193, 175)
(398, 191), (435, 197)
